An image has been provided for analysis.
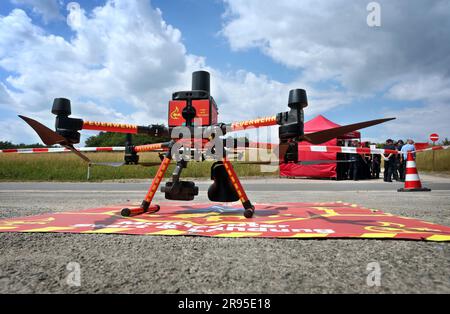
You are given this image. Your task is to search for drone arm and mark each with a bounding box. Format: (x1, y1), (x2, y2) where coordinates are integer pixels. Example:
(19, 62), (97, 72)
(225, 116), (278, 132)
(82, 121), (139, 134)
(133, 141), (172, 153)
(82, 120), (169, 136)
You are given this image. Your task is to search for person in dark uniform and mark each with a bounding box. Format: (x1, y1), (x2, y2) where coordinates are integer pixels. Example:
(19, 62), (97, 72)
(372, 153), (381, 179)
(383, 139), (397, 182)
(396, 140), (405, 182)
(362, 142), (372, 179)
(349, 140), (360, 181)
(336, 140), (346, 180)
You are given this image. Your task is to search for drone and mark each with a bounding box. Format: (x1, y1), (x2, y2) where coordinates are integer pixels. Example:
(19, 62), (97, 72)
(19, 71), (395, 218)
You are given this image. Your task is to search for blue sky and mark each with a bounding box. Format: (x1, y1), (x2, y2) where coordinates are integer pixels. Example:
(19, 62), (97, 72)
(0, 0), (449, 144)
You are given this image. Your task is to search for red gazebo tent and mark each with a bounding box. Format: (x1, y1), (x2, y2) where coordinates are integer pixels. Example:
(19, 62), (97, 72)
(279, 115), (361, 178)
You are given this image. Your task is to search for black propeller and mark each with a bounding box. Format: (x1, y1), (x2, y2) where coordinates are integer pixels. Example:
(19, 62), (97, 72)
(19, 115), (91, 163)
(299, 118), (395, 144)
(19, 115), (67, 145)
(19, 115), (168, 167)
(92, 161), (164, 167)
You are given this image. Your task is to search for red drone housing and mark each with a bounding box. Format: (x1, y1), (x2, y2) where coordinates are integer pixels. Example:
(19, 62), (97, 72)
(168, 71), (218, 128)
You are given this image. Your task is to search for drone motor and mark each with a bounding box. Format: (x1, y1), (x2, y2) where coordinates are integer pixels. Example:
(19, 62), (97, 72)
(52, 98), (83, 144)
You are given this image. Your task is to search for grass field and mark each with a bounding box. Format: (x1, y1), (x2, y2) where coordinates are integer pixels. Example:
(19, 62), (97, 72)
(0, 152), (277, 181)
(0, 148), (448, 181)
(416, 148), (450, 173)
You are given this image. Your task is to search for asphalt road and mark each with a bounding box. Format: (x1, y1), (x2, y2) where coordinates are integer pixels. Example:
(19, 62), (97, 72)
(0, 176), (449, 294)
(2, 176), (450, 192)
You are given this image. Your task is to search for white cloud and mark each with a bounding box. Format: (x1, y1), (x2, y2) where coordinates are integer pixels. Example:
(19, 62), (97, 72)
(0, 83), (14, 107)
(2, 0), (446, 146)
(221, 0), (450, 141)
(11, 0), (63, 23)
(387, 75), (450, 104)
(211, 70), (354, 122)
(0, 1), (189, 126)
(382, 103), (450, 143)
(384, 74), (450, 142)
(0, 0), (353, 145)
(222, 0), (450, 94)
(0, 118), (42, 144)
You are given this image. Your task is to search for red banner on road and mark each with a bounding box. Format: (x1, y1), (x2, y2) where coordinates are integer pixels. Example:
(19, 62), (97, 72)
(0, 202), (449, 241)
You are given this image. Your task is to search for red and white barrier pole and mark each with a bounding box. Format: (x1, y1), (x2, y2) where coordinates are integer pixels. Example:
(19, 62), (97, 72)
(0, 147), (126, 154)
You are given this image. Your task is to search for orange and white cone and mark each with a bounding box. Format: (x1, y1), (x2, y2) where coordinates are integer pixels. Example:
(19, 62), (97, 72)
(398, 151), (431, 192)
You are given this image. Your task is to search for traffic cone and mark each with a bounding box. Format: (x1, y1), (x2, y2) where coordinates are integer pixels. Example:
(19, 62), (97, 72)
(398, 151), (431, 192)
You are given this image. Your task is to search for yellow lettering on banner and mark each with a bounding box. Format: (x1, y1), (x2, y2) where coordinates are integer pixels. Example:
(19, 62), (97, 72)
(0, 226), (17, 230)
(24, 226), (74, 232)
(360, 233), (397, 238)
(426, 235), (450, 242)
(365, 221), (439, 234)
(312, 207), (338, 216)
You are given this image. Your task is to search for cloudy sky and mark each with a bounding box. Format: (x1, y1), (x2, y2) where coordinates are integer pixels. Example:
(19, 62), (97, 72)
(0, 0), (449, 145)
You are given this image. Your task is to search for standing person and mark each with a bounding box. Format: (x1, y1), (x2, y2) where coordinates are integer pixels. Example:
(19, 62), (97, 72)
(400, 139), (416, 180)
(349, 140), (360, 181)
(383, 139), (397, 182)
(372, 153), (381, 179)
(363, 142), (372, 179)
(336, 139), (346, 180)
(396, 140), (405, 181)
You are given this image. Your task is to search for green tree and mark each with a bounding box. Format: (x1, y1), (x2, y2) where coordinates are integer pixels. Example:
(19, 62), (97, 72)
(0, 141), (49, 149)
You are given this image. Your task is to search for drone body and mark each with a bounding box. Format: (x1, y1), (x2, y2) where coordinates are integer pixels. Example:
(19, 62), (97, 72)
(19, 71), (395, 218)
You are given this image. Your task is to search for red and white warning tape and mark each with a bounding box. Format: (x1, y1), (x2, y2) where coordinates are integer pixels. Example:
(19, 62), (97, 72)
(302, 145), (449, 154)
(247, 143), (449, 155)
(0, 147), (126, 154)
(414, 145), (449, 153)
(304, 145), (395, 154)
(1, 144), (448, 156)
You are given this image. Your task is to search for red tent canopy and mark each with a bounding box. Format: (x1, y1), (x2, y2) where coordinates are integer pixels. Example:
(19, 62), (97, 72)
(303, 115), (361, 139)
(279, 115), (361, 178)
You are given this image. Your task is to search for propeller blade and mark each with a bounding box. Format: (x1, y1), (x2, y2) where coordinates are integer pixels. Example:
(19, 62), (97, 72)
(91, 162), (126, 167)
(19, 115), (92, 163)
(90, 161), (163, 168)
(18, 115), (67, 145)
(235, 161), (276, 165)
(63, 144), (91, 163)
(300, 118), (395, 144)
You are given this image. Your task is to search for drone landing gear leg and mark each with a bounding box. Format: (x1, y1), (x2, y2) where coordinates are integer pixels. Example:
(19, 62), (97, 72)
(222, 157), (255, 218)
(121, 156), (171, 217)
